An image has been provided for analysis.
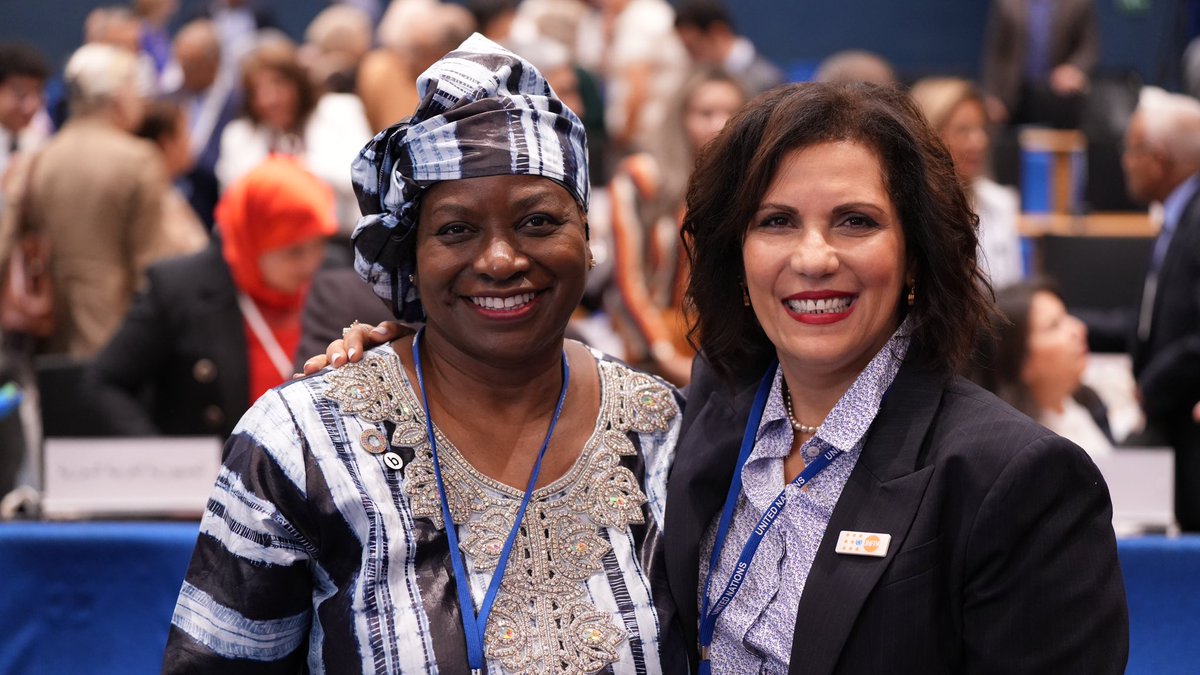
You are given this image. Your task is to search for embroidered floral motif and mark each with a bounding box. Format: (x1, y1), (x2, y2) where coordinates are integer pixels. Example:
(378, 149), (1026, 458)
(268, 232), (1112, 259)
(324, 354), (423, 451)
(606, 367), (675, 434)
(324, 350), (677, 674)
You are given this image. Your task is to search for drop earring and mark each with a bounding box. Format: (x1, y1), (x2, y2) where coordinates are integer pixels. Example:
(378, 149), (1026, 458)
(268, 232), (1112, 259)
(741, 283), (751, 307)
(906, 282), (916, 306)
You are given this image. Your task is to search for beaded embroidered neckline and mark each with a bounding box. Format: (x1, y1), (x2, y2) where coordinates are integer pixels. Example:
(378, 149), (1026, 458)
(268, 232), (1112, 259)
(324, 347), (677, 674)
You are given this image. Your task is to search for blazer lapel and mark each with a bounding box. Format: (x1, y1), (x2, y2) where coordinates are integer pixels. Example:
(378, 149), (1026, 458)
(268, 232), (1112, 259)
(197, 249), (250, 424)
(788, 363), (945, 675)
(664, 365), (762, 661)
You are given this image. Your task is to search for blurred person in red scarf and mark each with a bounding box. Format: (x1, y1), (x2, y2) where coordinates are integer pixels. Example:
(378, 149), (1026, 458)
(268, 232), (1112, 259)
(86, 156), (336, 438)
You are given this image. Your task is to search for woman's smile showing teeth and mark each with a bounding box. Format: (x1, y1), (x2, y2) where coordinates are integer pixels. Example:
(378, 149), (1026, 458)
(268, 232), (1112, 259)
(782, 292), (857, 325)
(784, 296), (855, 314)
(469, 291), (538, 312)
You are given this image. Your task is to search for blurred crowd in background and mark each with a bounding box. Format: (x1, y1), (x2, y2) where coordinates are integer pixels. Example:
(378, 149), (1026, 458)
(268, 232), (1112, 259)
(2, 0), (1200, 529)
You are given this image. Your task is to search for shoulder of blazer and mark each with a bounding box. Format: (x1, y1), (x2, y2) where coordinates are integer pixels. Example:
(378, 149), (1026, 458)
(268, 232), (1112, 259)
(146, 243), (235, 301)
(912, 374), (1064, 477)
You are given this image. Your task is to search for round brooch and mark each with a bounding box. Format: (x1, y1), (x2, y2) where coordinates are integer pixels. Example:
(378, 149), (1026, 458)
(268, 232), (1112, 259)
(360, 428), (389, 454)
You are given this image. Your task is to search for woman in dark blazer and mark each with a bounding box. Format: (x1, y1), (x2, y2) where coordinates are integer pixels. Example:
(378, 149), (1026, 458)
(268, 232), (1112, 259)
(664, 82), (1127, 673)
(88, 157), (336, 438)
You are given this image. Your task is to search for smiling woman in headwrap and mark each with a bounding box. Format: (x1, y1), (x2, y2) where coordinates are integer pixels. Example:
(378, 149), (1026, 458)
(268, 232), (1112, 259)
(89, 156), (336, 437)
(163, 35), (684, 675)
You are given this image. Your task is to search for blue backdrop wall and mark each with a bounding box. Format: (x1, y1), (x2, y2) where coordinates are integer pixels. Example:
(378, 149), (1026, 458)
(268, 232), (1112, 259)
(0, 0), (1187, 88)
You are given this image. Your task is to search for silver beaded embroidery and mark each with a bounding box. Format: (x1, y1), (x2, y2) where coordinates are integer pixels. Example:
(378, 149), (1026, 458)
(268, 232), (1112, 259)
(324, 350), (675, 674)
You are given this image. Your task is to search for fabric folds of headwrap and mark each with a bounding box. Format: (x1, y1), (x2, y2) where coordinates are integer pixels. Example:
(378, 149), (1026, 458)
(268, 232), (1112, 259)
(349, 33), (590, 322)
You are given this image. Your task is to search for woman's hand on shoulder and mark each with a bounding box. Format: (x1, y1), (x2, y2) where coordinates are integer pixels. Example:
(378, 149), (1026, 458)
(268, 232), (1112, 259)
(297, 321), (411, 376)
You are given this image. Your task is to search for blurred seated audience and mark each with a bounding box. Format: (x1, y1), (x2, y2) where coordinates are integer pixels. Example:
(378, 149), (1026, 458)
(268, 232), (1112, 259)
(88, 157), (336, 438)
(165, 19), (238, 228)
(4, 43), (187, 358)
(972, 279), (1114, 458)
(1185, 36), (1200, 101)
(467, 0), (520, 41)
(510, 1), (611, 183)
(216, 39), (316, 187)
(605, 67), (746, 384)
(300, 4), (373, 94)
(84, 5), (159, 95)
(813, 49), (896, 87)
(911, 77), (1024, 289)
(134, 99), (210, 259)
(217, 38), (371, 239)
(1122, 86), (1200, 530)
(673, 0), (785, 96)
(0, 43), (51, 189)
(357, 0), (475, 133)
(133, 0), (180, 83)
(0, 43), (51, 492)
(85, 6), (143, 53)
(191, 0), (278, 75)
(981, 0), (1098, 127)
(598, 0), (689, 154)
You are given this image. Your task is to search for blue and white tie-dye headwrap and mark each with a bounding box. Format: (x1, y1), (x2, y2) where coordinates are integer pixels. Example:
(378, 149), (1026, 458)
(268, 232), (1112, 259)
(350, 33), (590, 322)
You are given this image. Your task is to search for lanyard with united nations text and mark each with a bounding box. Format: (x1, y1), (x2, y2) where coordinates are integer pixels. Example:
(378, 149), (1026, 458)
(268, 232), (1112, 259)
(412, 329), (570, 674)
(697, 361), (845, 674)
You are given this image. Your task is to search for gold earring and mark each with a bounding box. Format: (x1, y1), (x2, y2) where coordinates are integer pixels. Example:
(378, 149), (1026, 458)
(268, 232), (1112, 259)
(907, 283), (916, 306)
(587, 254), (596, 270)
(742, 284), (751, 307)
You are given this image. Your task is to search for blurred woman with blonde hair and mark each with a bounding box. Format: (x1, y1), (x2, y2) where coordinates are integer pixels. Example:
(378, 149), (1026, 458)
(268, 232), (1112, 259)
(911, 76), (1024, 289)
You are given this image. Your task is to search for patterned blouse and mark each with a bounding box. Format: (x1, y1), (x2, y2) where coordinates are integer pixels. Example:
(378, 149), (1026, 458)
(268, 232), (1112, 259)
(700, 327), (910, 673)
(164, 344), (682, 675)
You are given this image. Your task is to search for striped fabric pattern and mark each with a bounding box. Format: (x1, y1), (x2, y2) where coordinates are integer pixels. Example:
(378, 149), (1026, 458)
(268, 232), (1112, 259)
(163, 345), (678, 675)
(350, 33), (590, 323)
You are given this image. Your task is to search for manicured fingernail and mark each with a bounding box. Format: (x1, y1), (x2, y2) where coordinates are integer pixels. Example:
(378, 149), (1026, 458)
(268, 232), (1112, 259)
(331, 353), (343, 366)
(348, 347), (358, 360)
(371, 325), (388, 335)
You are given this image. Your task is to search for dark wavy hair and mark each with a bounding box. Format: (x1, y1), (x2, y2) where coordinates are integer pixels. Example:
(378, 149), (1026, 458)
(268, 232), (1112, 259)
(681, 82), (993, 384)
(969, 278), (1057, 418)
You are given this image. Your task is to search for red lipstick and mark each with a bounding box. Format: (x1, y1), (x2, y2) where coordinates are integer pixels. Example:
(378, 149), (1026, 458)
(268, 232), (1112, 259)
(782, 291), (856, 325)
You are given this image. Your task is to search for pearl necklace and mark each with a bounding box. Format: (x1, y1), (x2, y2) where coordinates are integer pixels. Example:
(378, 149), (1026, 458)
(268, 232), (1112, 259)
(784, 386), (820, 436)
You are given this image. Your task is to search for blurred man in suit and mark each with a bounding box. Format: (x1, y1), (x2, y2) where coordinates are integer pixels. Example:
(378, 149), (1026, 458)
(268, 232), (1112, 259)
(1123, 87), (1200, 531)
(982, 0), (1098, 127)
(673, 0), (784, 96)
(167, 19), (238, 228)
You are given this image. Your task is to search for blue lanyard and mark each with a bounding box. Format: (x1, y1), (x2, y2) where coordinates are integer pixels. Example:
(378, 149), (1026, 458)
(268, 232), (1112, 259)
(412, 329), (570, 672)
(697, 362), (844, 673)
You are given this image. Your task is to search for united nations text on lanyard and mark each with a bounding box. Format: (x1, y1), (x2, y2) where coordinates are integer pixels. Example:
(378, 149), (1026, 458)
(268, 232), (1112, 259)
(697, 362), (845, 674)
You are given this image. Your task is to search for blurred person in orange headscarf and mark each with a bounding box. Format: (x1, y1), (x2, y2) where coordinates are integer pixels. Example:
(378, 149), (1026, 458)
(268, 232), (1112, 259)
(87, 156), (336, 438)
